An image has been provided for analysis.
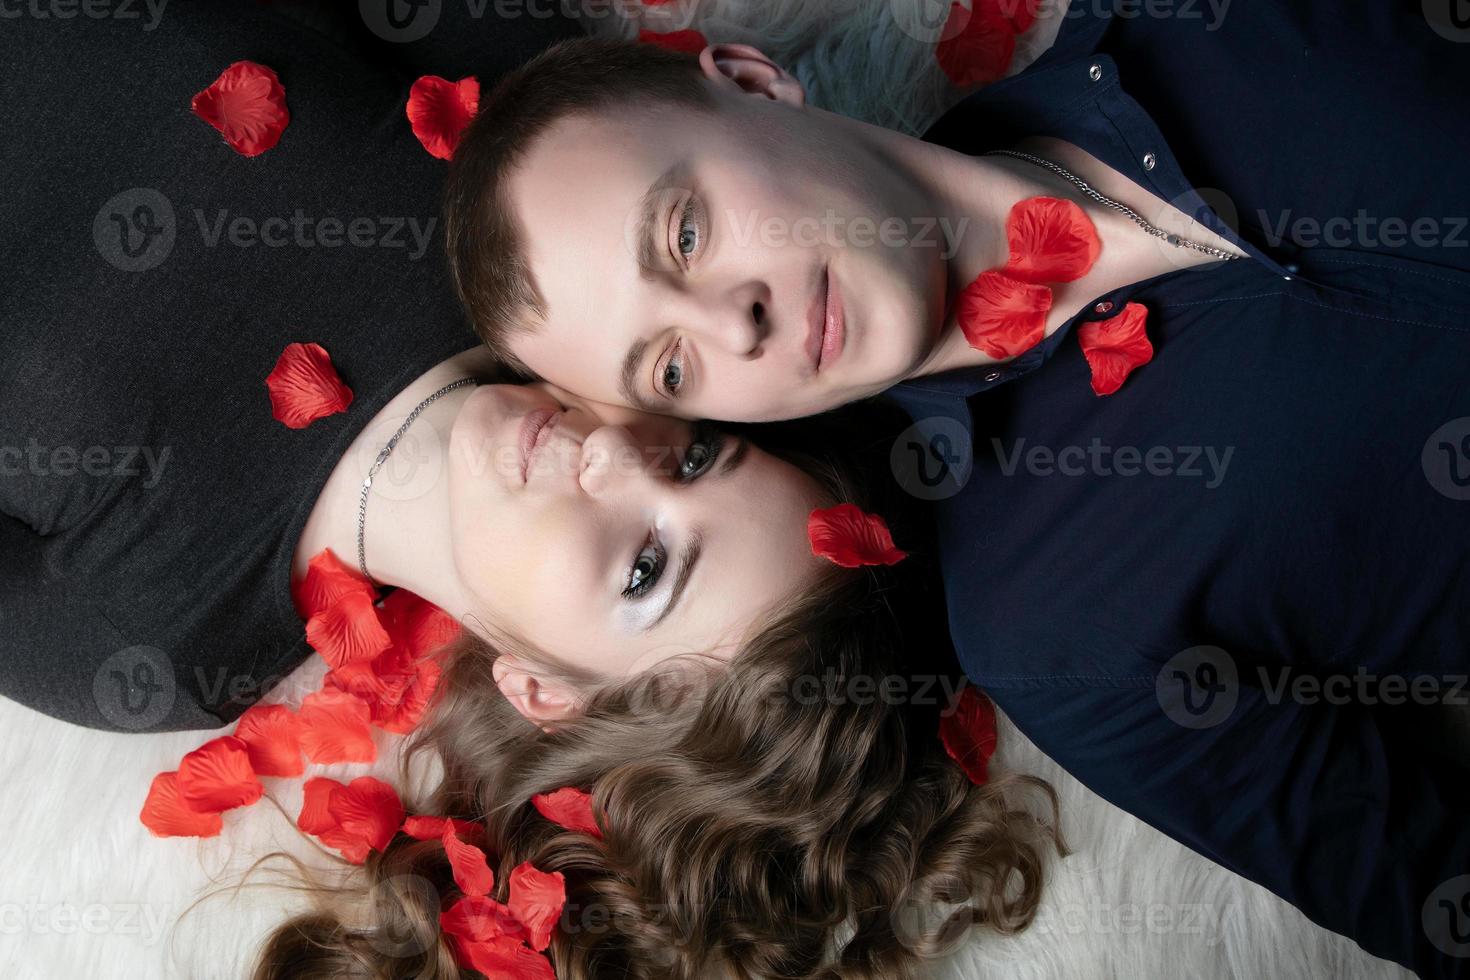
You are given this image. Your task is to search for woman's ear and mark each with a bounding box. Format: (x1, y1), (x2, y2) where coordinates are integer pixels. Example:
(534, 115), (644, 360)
(697, 43), (806, 108)
(491, 654), (580, 732)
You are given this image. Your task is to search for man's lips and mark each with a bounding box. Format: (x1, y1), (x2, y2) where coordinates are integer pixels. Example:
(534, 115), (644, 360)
(805, 264), (847, 375)
(518, 408), (559, 483)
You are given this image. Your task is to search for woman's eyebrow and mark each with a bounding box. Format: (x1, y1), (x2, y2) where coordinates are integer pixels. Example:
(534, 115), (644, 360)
(645, 529), (703, 633)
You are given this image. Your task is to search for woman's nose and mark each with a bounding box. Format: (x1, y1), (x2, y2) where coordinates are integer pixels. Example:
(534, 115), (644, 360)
(577, 424), (653, 498)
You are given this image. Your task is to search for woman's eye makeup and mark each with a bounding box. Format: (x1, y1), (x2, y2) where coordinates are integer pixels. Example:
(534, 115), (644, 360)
(619, 423), (726, 602)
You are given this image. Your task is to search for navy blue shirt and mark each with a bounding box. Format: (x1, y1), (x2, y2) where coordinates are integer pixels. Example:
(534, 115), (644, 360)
(887, 53), (1470, 980)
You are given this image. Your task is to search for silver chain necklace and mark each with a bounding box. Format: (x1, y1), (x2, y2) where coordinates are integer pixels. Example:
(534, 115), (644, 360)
(357, 377), (478, 583)
(985, 149), (1241, 261)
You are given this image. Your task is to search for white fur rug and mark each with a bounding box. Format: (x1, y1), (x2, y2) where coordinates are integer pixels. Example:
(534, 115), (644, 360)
(0, 655), (1409, 980)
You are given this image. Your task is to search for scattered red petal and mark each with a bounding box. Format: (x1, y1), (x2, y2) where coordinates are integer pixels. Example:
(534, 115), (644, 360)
(935, 1), (1018, 88)
(1078, 301), (1153, 396)
(444, 826), (496, 897)
(298, 689), (377, 764)
(455, 936), (556, 980)
(330, 776), (405, 853)
(638, 28), (708, 54)
(508, 862), (567, 952)
(232, 704), (304, 778)
(1003, 196), (1102, 284)
(305, 590), (392, 669)
(939, 686), (999, 785)
(177, 736), (264, 813)
(380, 588), (462, 658)
(440, 895), (524, 944)
(190, 60), (289, 157)
(373, 651), (442, 734)
(298, 777), (372, 863)
(292, 548), (376, 622)
(265, 343), (353, 429)
(403, 814), (482, 841)
(807, 503), (908, 568)
(956, 270), (1052, 359)
(140, 772), (224, 838)
(406, 75), (480, 160)
(531, 787), (602, 839)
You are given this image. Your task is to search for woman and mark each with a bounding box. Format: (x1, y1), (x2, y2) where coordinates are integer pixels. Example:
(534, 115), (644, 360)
(441, 38), (1470, 980)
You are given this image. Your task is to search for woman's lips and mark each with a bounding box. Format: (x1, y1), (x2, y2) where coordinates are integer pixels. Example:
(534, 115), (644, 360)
(518, 408), (558, 483)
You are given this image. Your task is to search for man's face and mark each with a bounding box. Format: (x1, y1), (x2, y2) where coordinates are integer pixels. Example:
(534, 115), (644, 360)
(505, 70), (949, 422)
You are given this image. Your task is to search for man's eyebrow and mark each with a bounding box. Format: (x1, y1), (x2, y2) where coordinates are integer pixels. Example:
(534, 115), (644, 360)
(619, 336), (658, 412)
(646, 529), (703, 633)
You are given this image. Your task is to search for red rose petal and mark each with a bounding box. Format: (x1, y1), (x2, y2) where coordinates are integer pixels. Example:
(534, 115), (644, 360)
(329, 776), (405, 854)
(440, 895), (524, 944)
(939, 686), (999, 786)
(380, 588), (462, 658)
(298, 776), (372, 863)
(374, 653), (441, 735)
(455, 937), (556, 980)
(807, 503), (908, 569)
(325, 653), (414, 710)
(1003, 196), (1102, 284)
(637, 28), (708, 54)
(531, 787), (602, 839)
(298, 689), (377, 764)
(177, 736), (264, 813)
(956, 269), (1052, 359)
(443, 826), (496, 897)
(140, 772), (224, 838)
(190, 60), (289, 157)
(1078, 301), (1153, 396)
(292, 548), (376, 622)
(232, 703), (304, 778)
(936, 1), (1018, 88)
(306, 590), (392, 669)
(406, 75), (480, 160)
(265, 343), (354, 430)
(403, 814), (483, 841)
(508, 862), (567, 952)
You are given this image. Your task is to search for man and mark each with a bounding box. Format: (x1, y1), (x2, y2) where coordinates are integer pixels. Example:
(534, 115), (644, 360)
(441, 31), (1470, 980)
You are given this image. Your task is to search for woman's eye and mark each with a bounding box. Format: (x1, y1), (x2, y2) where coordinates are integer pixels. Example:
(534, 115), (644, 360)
(678, 422), (725, 482)
(660, 343), (685, 396)
(622, 537), (665, 599)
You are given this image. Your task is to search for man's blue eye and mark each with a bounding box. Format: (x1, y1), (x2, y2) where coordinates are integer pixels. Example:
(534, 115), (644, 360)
(662, 360), (683, 392)
(678, 202), (699, 256)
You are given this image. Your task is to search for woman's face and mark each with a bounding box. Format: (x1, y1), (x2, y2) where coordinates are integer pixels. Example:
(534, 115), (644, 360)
(444, 382), (829, 681)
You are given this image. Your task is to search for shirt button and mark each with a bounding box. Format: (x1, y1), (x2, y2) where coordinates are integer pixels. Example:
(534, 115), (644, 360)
(1142, 152), (1157, 171)
(983, 370), (1002, 383)
(1089, 63), (1103, 81)
(1093, 300), (1114, 314)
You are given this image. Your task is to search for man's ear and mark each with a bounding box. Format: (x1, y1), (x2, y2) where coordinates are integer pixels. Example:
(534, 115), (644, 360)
(697, 43), (806, 108)
(491, 654), (580, 732)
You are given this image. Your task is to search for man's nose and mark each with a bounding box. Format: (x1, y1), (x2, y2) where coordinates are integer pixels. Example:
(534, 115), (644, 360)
(577, 424), (654, 498)
(685, 284), (771, 358)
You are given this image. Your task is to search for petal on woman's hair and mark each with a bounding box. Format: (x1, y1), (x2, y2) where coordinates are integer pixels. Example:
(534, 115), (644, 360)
(443, 826), (496, 897)
(440, 895), (524, 944)
(297, 776), (373, 864)
(456, 937), (557, 980)
(939, 686), (999, 786)
(935, 1), (1018, 89)
(298, 689), (377, 764)
(177, 736), (264, 813)
(292, 548), (376, 622)
(530, 787), (602, 839)
(1003, 196), (1102, 284)
(232, 703), (304, 778)
(372, 653), (441, 735)
(380, 588), (462, 658)
(955, 270), (1051, 359)
(190, 60), (289, 157)
(264, 343), (354, 430)
(140, 772), (224, 838)
(330, 776), (405, 854)
(406, 75), (480, 160)
(306, 590), (392, 669)
(637, 28), (709, 54)
(1078, 302), (1154, 396)
(508, 862), (567, 953)
(807, 503), (908, 568)
(403, 814), (482, 841)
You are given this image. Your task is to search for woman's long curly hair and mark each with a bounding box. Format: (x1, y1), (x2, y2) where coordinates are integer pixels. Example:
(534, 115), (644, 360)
(249, 404), (1065, 980)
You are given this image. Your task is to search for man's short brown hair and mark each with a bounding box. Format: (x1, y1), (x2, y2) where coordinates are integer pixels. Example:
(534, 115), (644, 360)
(442, 37), (712, 376)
